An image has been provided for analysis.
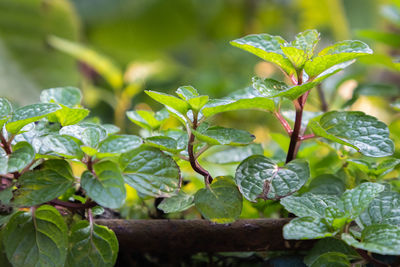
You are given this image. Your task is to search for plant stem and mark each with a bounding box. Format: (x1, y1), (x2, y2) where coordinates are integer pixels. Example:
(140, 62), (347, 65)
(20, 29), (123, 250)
(356, 249), (388, 267)
(299, 133), (315, 141)
(317, 84), (328, 112)
(49, 199), (97, 210)
(285, 101), (303, 163)
(273, 110), (292, 135)
(0, 132), (11, 155)
(187, 115), (213, 186)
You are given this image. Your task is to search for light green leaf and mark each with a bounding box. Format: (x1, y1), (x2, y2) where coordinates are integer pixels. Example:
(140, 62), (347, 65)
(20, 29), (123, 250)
(7, 142), (34, 173)
(304, 237), (357, 267)
(65, 221), (118, 267)
(6, 103), (61, 134)
(81, 146), (98, 157)
(194, 177), (242, 224)
(2, 205), (68, 267)
(281, 193), (339, 218)
(0, 98), (12, 128)
(292, 29), (320, 58)
(40, 87), (82, 108)
(342, 224), (400, 255)
(145, 90), (189, 115)
(283, 217), (334, 240)
(126, 109), (169, 131)
(102, 124), (120, 135)
(341, 182), (385, 220)
(307, 174), (346, 196)
(230, 34), (296, 76)
(310, 252), (350, 267)
(120, 146), (180, 197)
(81, 161), (126, 209)
(192, 124), (255, 146)
(175, 86), (209, 111)
(235, 156), (309, 201)
(281, 46), (308, 69)
(13, 159), (74, 206)
(205, 143), (264, 164)
(51, 105), (90, 126)
(158, 191), (194, 213)
(357, 191), (400, 228)
(304, 40), (372, 78)
(60, 123), (108, 148)
(202, 87), (275, 117)
(39, 134), (83, 159)
(145, 136), (182, 153)
(48, 36), (123, 90)
(98, 134), (142, 157)
(309, 111), (394, 157)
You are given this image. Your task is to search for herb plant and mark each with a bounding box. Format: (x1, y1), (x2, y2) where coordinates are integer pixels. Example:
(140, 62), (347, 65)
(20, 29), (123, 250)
(0, 29), (398, 267)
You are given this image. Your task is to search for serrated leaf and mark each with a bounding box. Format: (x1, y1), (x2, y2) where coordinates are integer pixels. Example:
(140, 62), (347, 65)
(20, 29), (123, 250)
(192, 124), (255, 146)
(292, 29), (320, 58)
(357, 191), (400, 228)
(304, 40), (372, 78)
(0, 98), (12, 128)
(7, 141), (34, 173)
(304, 237), (358, 267)
(309, 111), (394, 157)
(194, 177), (242, 224)
(98, 134), (142, 157)
(60, 123), (108, 148)
(6, 103), (61, 134)
(308, 174), (346, 196)
(310, 252), (350, 267)
(202, 87), (275, 117)
(281, 193), (339, 218)
(158, 191), (194, 213)
(81, 161), (126, 209)
(126, 109), (169, 131)
(235, 156), (309, 201)
(120, 146), (180, 197)
(230, 34), (296, 76)
(145, 136), (182, 153)
(145, 90), (189, 115)
(2, 205), (68, 267)
(281, 46), (308, 69)
(40, 87), (82, 108)
(65, 221), (118, 267)
(39, 134), (83, 159)
(342, 224), (400, 255)
(341, 182), (385, 220)
(283, 217), (334, 240)
(13, 159), (74, 206)
(205, 143), (264, 164)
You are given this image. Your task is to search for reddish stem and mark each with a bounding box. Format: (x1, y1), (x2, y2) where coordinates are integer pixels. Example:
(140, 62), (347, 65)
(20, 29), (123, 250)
(299, 133), (315, 141)
(273, 111), (292, 136)
(0, 133), (11, 155)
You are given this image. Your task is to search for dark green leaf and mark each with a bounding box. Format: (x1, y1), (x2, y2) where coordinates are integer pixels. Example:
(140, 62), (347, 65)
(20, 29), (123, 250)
(281, 193), (339, 218)
(66, 221), (118, 267)
(158, 191), (194, 213)
(283, 217), (334, 240)
(235, 156), (309, 201)
(194, 177), (242, 224)
(307, 174), (346, 196)
(120, 146), (180, 197)
(40, 87), (82, 108)
(7, 142), (34, 173)
(145, 136), (182, 153)
(98, 134), (142, 157)
(205, 143), (264, 164)
(2, 205), (68, 267)
(81, 161), (126, 209)
(39, 134), (83, 159)
(309, 111), (394, 157)
(192, 124), (255, 146)
(310, 252), (350, 267)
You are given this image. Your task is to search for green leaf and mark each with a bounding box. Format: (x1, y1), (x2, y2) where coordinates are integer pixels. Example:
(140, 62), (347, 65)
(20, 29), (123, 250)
(145, 90), (190, 115)
(176, 86), (209, 111)
(205, 143), (264, 164)
(51, 105), (90, 126)
(292, 29), (320, 58)
(13, 159), (74, 206)
(145, 136), (182, 153)
(310, 252), (350, 267)
(304, 237), (358, 266)
(0, 98), (12, 128)
(202, 86), (275, 117)
(158, 191), (194, 213)
(357, 191), (400, 228)
(283, 217), (334, 240)
(2, 205), (68, 267)
(60, 123), (108, 148)
(192, 124), (255, 146)
(6, 103), (61, 134)
(40, 87), (82, 108)
(309, 111), (394, 157)
(230, 34), (296, 76)
(7, 142), (34, 173)
(120, 146), (180, 197)
(81, 161), (126, 209)
(304, 40), (372, 78)
(281, 193), (339, 218)
(194, 177), (242, 224)
(342, 224), (400, 255)
(126, 109), (169, 131)
(235, 156), (309, 201)
(39, 134), (83, 159)
(341, 182), (385, 220)
(307, 174), (346, 196)
(281, 46), (308, 70)
(48, 36), (123, 90)
(65, 221), (118, 267)
(98, 134), (142, 157)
